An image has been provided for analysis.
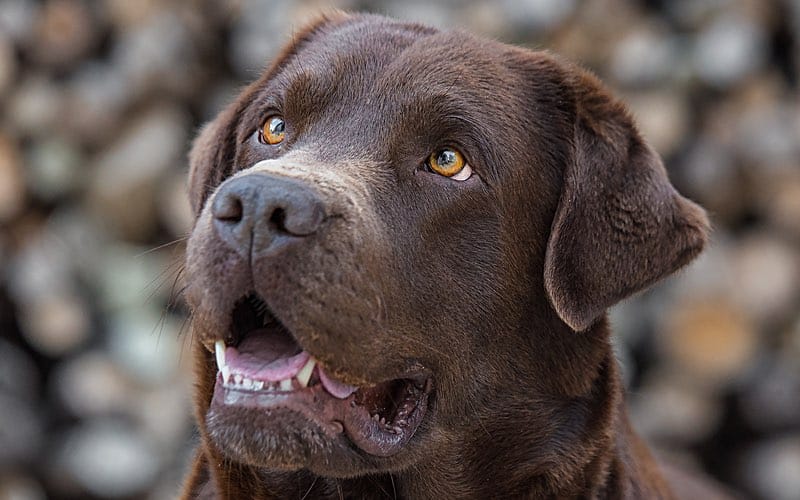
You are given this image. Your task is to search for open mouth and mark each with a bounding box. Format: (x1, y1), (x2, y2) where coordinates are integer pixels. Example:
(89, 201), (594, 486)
(210, 294), (432, 457)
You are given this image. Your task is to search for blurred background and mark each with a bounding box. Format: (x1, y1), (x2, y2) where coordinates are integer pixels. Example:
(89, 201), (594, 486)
(0, 0), (798, 498)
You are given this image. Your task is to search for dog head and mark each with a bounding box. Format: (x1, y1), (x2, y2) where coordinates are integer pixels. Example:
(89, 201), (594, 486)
(185, 12), (708, 478)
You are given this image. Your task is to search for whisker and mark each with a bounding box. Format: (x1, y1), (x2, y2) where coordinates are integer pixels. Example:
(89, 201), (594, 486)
(369, 476), (391, 498)
(178, 312), (194, 368)
(151, 266), (186, 340)
(166, 268), (187, 308)
(134, 235), (188, 259)
(142, 259), (183, 304)
(467, 398), (492, 439)
(300, 477), (318, 500)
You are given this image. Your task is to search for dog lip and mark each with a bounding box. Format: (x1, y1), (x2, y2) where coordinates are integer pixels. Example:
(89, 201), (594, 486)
(342, 376), (433, 457)
(210, 372), (433, 458)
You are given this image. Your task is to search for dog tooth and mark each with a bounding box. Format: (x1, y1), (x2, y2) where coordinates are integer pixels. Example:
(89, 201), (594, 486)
(296, 358), (316, 388)
(214, 340), (226, 371)
(279, 378), (292, 391)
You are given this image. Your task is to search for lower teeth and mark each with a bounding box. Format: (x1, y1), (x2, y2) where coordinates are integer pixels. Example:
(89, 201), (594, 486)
(222, 374), (288, 392)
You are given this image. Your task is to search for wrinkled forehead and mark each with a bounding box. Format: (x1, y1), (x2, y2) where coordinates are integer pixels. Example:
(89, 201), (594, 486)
(277, 18), (434, 86)
(264, 21), (524, 129)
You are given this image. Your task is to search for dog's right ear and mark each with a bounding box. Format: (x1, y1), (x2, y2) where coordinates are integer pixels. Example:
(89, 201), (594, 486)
(187, 102), (240, 217)
(187, 11), (351, 218)
(543, 61), (710, 332)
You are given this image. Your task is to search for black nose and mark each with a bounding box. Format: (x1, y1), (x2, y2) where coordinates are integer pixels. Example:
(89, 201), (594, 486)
(211, 173), (325, 258)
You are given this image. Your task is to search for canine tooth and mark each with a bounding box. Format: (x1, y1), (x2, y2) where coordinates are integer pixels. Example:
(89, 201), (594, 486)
(214, 341), (226, 371)
(279, 379), (292, 391)
(296, 358), (316, 388)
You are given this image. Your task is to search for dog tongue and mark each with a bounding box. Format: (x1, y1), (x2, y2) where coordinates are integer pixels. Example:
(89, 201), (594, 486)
(318, 367), (358, 399)
(226, 329), (309, 381)
(224, 329), (358, 398)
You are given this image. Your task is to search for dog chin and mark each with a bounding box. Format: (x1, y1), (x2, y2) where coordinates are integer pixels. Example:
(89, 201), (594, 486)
(205, 404), (349, 474)
(205, 401), (430, 477)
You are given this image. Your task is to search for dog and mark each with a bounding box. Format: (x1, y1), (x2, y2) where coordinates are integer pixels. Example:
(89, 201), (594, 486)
(181, 12), (728, 499)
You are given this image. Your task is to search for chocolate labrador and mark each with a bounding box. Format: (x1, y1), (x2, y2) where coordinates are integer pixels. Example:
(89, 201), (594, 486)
(181, 12), (727, 499)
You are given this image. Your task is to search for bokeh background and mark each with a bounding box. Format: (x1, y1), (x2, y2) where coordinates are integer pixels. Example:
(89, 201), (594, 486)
(0, 0), (798, 498)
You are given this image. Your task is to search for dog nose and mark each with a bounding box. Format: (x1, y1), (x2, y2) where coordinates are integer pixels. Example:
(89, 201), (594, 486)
(211, 173), (325, 257)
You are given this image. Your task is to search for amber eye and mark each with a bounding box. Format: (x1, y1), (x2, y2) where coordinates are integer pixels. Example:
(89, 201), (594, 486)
(260, 116), (286, 145)
(428, 148), (472, 181)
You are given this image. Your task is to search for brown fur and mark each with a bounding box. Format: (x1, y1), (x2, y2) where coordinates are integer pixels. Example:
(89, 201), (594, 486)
(180, 12), (729, 499)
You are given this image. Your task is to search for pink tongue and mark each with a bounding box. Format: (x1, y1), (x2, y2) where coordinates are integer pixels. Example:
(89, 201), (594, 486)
(226, 329), (309, 381)
(224, 329), (359, 398)
(318, 367), (358, 399)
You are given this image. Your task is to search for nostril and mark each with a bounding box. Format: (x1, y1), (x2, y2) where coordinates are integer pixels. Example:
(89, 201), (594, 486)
(268, 207), (287, 231)
(214, 195), (244, 222)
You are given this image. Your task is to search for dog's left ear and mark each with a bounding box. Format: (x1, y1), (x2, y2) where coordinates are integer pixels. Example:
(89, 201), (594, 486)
(544, 65), (710, 332)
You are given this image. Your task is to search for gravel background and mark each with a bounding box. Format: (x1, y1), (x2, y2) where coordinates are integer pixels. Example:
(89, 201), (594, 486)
(0, 0), (798, 499)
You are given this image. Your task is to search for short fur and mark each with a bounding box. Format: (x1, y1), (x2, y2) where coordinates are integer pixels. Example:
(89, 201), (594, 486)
(181, 12), (728, 499)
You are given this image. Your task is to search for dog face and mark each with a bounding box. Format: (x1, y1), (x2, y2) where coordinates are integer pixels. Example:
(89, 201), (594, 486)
(185, 13), (708, 478)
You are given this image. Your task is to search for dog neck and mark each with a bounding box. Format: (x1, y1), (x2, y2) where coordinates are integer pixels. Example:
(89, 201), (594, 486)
(394, 324), (672, 499)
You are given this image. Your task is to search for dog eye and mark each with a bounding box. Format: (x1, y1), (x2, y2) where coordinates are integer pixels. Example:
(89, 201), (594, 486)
(428, 148), (472, 181)
(259, 116), (286, 145)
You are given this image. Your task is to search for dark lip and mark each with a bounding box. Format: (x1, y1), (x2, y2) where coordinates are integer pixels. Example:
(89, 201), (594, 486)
(211, 375), (346, 436)
(210, 371), (434, 457)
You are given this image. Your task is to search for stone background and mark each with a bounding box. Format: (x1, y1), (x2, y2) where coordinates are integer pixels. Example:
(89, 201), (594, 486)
(0, 0), (798, 499)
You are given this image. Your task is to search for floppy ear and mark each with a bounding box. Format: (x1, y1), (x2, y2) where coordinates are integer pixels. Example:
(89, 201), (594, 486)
(187, 104), (240, 217)
(544, 67), (709, 332)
